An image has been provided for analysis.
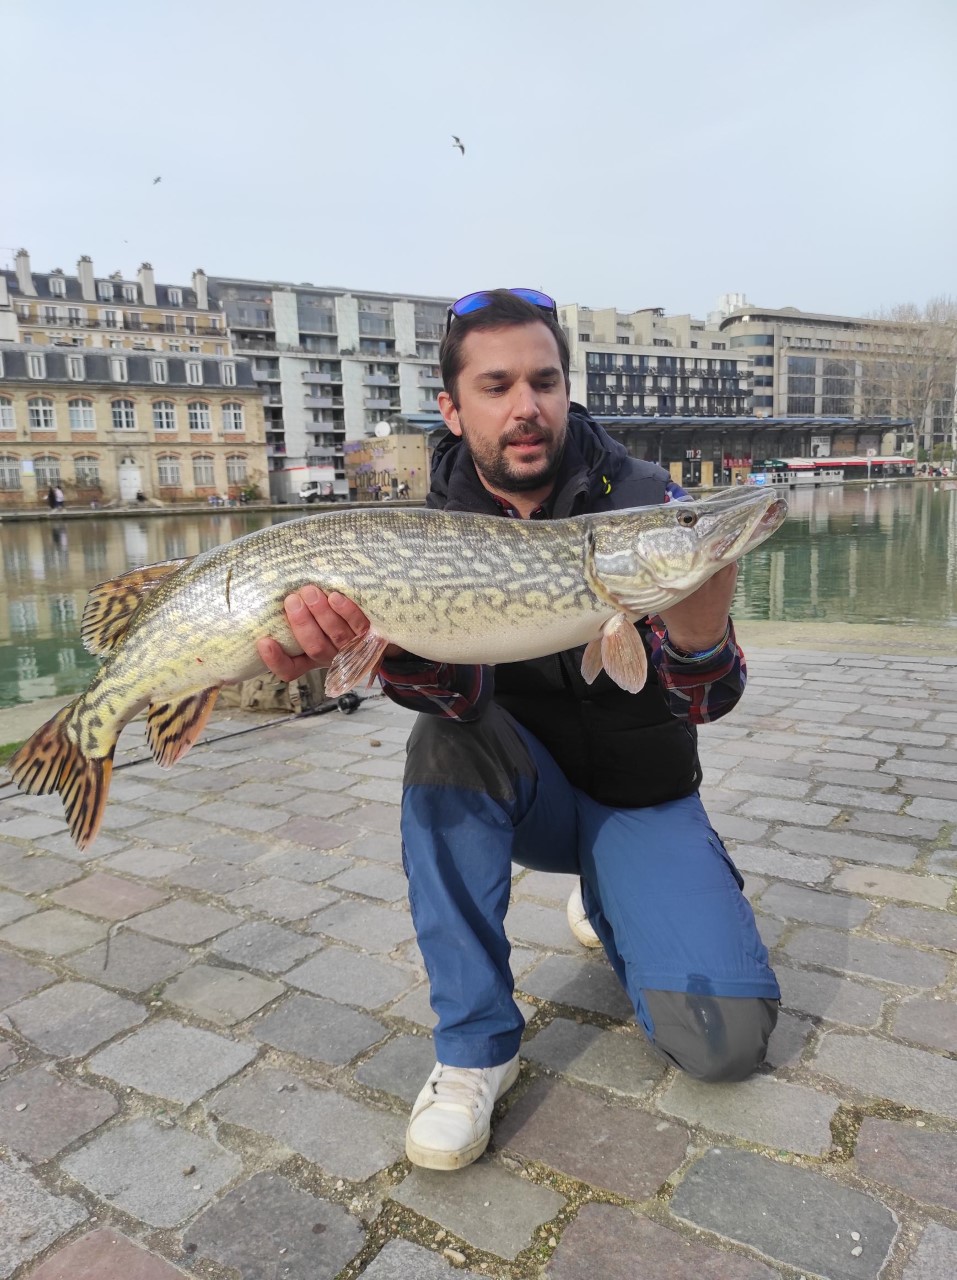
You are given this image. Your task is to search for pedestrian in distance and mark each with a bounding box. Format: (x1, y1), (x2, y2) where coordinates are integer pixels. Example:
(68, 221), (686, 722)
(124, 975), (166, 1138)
(46, 486), (56, 510)
(257, 288), (780, 1171)
(53, 485), (65, 510)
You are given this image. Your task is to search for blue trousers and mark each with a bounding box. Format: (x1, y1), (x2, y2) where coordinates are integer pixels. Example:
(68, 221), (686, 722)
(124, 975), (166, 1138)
(400, 705), (780, 1079)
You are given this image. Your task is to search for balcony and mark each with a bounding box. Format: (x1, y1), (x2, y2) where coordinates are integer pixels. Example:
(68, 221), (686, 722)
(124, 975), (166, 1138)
(262, 393), (283, 406)
(419, 373), (443, 387)
(420, 397), (440, 412)
(302, 371), (341, 384)
(266, 443), (287, 457)
(235, 337), (278, 351)
(363, 374), (399, 387)
(253, 368), (281, 381)
(364, 396), (399, 410)
(304, 394), (343, 409)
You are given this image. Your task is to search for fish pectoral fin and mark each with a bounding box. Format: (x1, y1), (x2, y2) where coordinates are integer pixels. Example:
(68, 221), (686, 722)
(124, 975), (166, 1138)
(587, 612), (649, 694)
(81, 558), (192, 656)
(146, 687), (220, 767)
(325, 629), (390, 697)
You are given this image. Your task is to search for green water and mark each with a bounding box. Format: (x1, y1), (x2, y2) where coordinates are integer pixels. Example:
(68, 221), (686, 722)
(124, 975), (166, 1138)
(1, 482), (955, 708)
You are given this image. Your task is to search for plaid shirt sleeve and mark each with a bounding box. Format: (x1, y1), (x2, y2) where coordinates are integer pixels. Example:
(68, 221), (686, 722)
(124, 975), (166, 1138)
(647, 618), (747, 724)
(377, 657), (492, 722)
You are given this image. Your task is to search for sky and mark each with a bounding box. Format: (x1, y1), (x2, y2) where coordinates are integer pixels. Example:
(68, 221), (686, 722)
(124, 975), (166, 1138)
(4, 0), (956, 319)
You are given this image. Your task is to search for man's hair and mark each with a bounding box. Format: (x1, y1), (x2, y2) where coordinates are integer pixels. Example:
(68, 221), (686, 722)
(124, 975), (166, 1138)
(439, 289), (571, 406)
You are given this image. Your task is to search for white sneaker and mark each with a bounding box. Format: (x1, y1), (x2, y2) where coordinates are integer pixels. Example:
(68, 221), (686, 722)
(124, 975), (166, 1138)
(567, 882), (603, 948)
(405, 1054), (521, 1170)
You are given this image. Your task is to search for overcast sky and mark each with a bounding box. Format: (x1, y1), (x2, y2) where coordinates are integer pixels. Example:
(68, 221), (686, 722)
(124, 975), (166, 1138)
(5, 0), (955, 318)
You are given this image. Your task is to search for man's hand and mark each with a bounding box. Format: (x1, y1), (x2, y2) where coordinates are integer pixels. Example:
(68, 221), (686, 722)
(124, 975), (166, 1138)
(256, 587), (403, 683)
(657, 563), (738, 654)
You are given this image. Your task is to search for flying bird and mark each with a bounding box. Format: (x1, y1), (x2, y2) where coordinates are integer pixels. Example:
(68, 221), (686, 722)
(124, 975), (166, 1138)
(451, 135), (465, 156)
(152, 176), (162, 185)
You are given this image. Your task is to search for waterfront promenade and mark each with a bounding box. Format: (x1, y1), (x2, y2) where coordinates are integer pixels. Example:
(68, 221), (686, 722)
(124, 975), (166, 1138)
(1, 628), (955, 1280)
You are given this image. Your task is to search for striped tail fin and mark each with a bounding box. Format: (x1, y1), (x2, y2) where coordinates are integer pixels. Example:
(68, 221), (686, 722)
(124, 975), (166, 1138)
(6, 703), (114, 850)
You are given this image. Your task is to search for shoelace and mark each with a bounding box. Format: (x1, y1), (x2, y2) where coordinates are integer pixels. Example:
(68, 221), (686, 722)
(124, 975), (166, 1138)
(429, 1066), (491, 1116)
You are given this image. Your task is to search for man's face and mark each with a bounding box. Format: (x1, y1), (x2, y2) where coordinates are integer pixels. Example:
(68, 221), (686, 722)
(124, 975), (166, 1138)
(438, 322), (571, 499)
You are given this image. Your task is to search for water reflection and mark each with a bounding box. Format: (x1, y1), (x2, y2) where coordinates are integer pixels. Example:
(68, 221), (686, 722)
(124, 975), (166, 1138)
(0, 485), (955, 707)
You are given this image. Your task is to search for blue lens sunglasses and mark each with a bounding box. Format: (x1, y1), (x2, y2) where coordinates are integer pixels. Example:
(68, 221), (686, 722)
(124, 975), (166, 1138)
(446, 288), (558, 334)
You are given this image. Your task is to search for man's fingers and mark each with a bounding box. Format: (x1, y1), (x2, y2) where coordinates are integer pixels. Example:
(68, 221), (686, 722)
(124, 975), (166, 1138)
(256, 636), (308, 683)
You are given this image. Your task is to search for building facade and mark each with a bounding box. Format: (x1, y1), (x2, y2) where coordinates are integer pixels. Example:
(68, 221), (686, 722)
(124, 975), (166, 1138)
(207, 276), (453, 502)
(343, 432), (431, 502)
(0, 345), (266, 508)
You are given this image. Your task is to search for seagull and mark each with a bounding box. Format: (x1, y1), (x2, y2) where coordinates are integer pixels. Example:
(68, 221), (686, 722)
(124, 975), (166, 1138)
(451, 135), (465, 156)
(152, 176), (162, 185)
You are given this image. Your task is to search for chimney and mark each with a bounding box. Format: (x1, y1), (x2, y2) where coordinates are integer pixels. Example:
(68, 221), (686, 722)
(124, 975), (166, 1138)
(14, 248), (36, 296)
(77, 255), (95, 301)
(138, 262), (157, 306)
(0, 275), (8, 307)
(192, 268), (209, 311)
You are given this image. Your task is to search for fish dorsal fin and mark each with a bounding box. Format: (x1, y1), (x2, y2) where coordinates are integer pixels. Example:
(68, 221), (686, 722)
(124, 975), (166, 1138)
(325, 628), (391, 697)
(580, 613), (649, 694)
(81, 558), (191, 656)
(146, 687), (220, 767)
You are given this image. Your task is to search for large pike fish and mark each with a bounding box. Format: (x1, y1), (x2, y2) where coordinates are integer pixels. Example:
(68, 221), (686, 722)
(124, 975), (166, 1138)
(8, 487), (786, 848)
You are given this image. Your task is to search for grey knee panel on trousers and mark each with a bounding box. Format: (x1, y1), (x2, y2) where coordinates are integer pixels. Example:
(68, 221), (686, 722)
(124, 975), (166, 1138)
(405, 705), (536, 805)
(643, 990), (778, 1082)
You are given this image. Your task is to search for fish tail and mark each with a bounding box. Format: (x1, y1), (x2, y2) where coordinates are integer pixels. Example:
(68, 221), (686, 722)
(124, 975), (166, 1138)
(7, 702), (115, 850)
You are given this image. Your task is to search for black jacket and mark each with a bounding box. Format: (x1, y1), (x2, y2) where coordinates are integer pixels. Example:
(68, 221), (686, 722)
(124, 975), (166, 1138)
(426, 405), (703, 808)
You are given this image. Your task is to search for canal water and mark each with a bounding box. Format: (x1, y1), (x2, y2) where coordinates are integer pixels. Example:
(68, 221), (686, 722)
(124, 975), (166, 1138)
(1, 482), (955, 708)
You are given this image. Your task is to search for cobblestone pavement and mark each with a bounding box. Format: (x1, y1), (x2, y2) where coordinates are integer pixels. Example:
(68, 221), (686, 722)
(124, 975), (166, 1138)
(1, 646), (955, 1280)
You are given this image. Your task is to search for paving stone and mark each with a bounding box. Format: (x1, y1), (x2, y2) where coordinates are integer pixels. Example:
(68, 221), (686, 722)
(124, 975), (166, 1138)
(326, 863), (408, 902)
(51, 871), (167, 919)
(0, 907), (109, 956)
(210, 1067), (405, 1181)
(393, 1160), (565, 1259)
(777, 965), (885, 1027)
(519, 954), (634, 1020)
(270, 815), (352, 849)
(704, 813), (771, 843)
(720, 771), (812, 798)
(123, 815), (224, 848)
(355, 1033), (438, 1103)
(67, 931), (191, 992)
(286, 945), (417, 1008)
(522, 1017), (665, 1096)
(814, 785), (906, 812)
(771, 826), (918, 868)
(513, 870), (577, 904)
(784, 926), (951, 987)
(813, 1032), (957, 1118)
(209, 920), (322, 973)
(340, 833), (402, 863)
(308, 899), (416, 951)
(102, 847), (193, 878)
(342, 755), (406, 780)
(871, 904), (957, 951)
(0, 811), (68, 842)
(283, 789), (362, 819)
(165, 861), (256, 896)
(186, 798), (291, 833)
(831, 866), (952, 909)
(23, 1229), (190, 1280)
(736, 797), (841, 826)
(255, 992), (387, 1065)
(0, 1161), (87, 1279)
(361, 1239), (484, 1279)
(221, 781), (307, 806)
(351, 802), (402, 836)
(497, 1077), (688, 1199)
(163, 963), (284, 1025)
(906, 797), (957, 822)
(189, 832), (277, 865)
(0, 889), (36, 928)
(505, 900), (579, 950)
(128, 789), (209, 815)
(927, 847), (957, 876)
(891, 998), (957, 1052)
(388, 983), (440, 1028)
(36, 830), (131, 862)
(0, 950), (54, 1010)
(88, 1019), (257, 1103)
(183, 1171), (365, 1280)
(253, 847), (353, 883)
(546, 1203), (778, 1280)
(902, 1224), (957, 1280)
(670, 1148), (897, 1280)
(853, 1118), (957, 1212)
(225, 876), (339, 921)
(765, 1009), (815, 1067)
(722, 843), (833, 883)
(129, 899), (240, 944)
(758, 883), (872, 928)
(0, 1041), (17, 1072)
(0, 1064), (118, 1158)
(841, 811), (945, 841)
(659, 1070), (838, 1155)
(6, 980), (146, 1055)
(62, 1116), (242, 1227)
(0, 851), (79, 894)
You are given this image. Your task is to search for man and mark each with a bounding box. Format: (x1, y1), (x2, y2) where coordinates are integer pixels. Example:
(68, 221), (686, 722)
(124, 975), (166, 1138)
(258, 289), (780, 1172)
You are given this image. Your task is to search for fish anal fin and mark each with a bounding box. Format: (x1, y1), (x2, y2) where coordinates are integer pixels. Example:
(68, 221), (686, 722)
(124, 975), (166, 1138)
(581, 637), (604, 685)
(81, 558), (191, 656)
(325, 629), (390, 697)
(7, 703), (115, 850)
(591, 613), (649, 694)
(146, 687), (220, 767)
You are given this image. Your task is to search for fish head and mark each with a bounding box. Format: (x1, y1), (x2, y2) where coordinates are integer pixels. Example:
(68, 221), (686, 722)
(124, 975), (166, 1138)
(588, 488), (788, 614)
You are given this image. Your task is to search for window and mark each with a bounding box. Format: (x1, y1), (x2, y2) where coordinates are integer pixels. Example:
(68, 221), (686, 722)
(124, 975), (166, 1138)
(104, 309), (119, 328)
(0, 398), (13, 431)
(186, 360), (203, 385)
(122, 284), (138, 302)
(75, 455), (100, 486)
(42, 305), (59, 324)
(110, 356), (128, 382)
(167, 341), (182, 352)
(209, 317), (219, 331)
(222, 402), (245, 432)
(28, 397), (56, 430)
(158, 455), (181, 486)
(163, 314), (176, 332)
(188, 342), (200, 353)
(27, 353), (46, 379)
(67, 307), (83, 326)
(97, 281), (113, 301)
(0, 455), (21, 490)
(168, 288), (182, 306)
(67, 355), (85, 380)
(188, 401), (211, 432)
(192, 454), (215, 486)
(221, 362), (236, 386)
(185, 316), (196, 334)
(34, 455), (61, 487)
(111, 399), (136, 430)
(226, 454), (247, 484)
(151, 359), (168, 383)
(578, 333), (591, 342)
(153, 401), (176, 431)
(127, 312), (142, 330)
(49, 275), (66, 297)
(68, 399), (95, 431)
(0, 352), (3, 376)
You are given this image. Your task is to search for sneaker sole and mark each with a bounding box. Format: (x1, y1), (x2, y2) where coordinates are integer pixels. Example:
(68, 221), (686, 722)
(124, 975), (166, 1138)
(405, 1056), (521, 1171)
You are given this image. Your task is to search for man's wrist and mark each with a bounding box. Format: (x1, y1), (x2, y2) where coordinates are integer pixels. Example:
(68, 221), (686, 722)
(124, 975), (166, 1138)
(661, 622), (732, 664)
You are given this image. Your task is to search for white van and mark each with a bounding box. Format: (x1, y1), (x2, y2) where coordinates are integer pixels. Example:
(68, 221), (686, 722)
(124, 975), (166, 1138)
(298, 481), (333, 503)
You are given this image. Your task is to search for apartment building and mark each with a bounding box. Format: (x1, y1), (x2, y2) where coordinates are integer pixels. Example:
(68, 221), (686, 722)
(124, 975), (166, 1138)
(208, 276), (452, 501)
(0, 344), (266, 507)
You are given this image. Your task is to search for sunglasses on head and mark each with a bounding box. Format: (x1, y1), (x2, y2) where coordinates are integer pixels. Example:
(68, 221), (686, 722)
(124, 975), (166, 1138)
(445, 288), (558, 333)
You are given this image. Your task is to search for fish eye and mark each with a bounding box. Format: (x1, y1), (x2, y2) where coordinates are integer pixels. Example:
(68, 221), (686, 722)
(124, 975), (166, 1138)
(675, 508), (698, 528)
